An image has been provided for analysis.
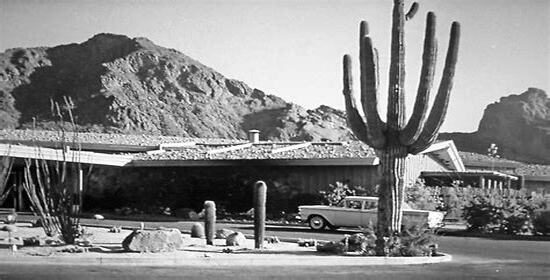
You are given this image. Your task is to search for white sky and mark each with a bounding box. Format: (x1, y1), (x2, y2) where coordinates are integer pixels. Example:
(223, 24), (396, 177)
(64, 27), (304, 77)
(1, 0), (549, 132)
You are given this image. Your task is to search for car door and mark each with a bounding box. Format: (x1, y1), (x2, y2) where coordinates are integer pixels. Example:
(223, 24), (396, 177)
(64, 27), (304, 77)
(332, 199), (363, 227)
(360, 200), (378, 228)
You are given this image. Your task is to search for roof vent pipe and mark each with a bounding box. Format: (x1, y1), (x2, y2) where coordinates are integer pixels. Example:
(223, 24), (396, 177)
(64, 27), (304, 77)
(248, 130), (260, 143)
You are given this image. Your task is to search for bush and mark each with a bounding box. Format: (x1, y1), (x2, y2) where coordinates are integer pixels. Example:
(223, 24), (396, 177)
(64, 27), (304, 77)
(532, 210), (550, 235)
(319, 182), (357, 206)
(463, 191), (546, 235)
(395, 225), (437, 256)
(316, 225), (437, 257)
(319, 181), (377, 206)
(405, 180), (441, 211)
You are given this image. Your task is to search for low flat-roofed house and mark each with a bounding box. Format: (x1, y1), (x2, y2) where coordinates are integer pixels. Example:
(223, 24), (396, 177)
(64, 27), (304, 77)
(0, 129), (465, 213)
(452, 152), (550, 195)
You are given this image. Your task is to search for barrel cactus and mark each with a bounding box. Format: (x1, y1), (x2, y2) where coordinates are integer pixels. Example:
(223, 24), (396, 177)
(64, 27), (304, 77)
(341, 0), (460, 254)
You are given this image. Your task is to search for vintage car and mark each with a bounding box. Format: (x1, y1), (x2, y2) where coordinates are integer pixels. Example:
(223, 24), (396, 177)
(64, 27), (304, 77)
(298, 196), (444, 230)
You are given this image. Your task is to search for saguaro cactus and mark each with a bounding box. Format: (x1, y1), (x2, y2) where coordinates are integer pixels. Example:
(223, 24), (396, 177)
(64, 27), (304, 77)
(342, 0), (460, 254)
(253, 181), (267, 249)
(204, 200), (216, 245)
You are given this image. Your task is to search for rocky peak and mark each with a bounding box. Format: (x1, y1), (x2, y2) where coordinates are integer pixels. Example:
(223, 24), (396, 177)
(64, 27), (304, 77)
(0, 33), (353, 141)
(441, 88), (550, 164)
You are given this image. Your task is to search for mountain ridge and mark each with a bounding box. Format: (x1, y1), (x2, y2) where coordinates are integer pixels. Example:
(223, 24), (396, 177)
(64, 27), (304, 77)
(0, 33), (353, 141)
(1, 34), (548, 164)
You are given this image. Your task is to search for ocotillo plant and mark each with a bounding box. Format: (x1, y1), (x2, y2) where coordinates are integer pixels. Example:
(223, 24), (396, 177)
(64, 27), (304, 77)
(204, 200), (216, 245)
(253, 181), (267, 249)
(341, 0), (460, 254)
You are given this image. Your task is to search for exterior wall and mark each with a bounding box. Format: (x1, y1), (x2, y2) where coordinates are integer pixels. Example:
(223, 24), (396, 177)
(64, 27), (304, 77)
(87, 164), (380, 196)
(85, 164), (381, 213)
(404, 154), (447, 187)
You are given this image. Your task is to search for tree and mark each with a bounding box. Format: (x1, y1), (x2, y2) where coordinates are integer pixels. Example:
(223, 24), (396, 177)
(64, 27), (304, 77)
(341, 0), (460, 254)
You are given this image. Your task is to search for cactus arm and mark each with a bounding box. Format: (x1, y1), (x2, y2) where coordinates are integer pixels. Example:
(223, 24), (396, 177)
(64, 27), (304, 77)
(409, 22), (460, 154)
(399, 12), (437, 146)
(360, 22), (386, 149)
(387, 0), (407, 132)
(343, 55), (371, 144)
(405, 2), (419, 21)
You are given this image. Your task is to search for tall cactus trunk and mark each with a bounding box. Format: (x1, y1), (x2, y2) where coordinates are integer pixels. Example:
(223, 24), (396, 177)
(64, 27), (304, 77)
(375, 146), (407, 254)
(341, 0), (460, 255)
(378, 147), (408, 232)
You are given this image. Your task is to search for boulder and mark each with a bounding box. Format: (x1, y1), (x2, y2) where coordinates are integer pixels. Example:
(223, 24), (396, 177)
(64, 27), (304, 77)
(122, 228), (183, 253)
(225, 232), (246, 246)
(93, 214), (104, 220)
(190, 223), (205, 238)
(5, 214), (17, 224)
(215, 228), (235, 239)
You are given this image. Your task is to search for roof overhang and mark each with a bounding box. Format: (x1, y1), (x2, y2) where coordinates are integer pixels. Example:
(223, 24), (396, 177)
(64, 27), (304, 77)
(0, 139), (155, 153)
(128, 157), (380, 167)
(421, 141), (465, 172)
(421, 171), (518, 181)
(0, 144), (133, 166)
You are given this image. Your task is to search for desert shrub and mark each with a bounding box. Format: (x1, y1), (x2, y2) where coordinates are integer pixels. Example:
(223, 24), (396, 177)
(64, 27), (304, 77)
(319, 181), (377, 206)
(532, 210), (550, 235)
(319, 182), (356, 206)
(20, 99), (85, 244)
(395, 225), (437, 256)
(437, 185), (476, 221)
(316, 225), (437, 257)
(316, 241), (348, 255)
(463, 195), (502, 233)
(405, 179), (441, 211)
(463, 191), (546, 235)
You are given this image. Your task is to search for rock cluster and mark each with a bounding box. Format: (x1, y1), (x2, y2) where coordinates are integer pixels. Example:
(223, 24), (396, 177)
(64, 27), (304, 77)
(225, 232), (246, 246)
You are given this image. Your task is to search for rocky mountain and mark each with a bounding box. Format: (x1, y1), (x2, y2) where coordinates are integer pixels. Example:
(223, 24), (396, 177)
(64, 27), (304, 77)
(440, 88), (550, 164)
(0, 33), (354, 141)
(2, 34), (548, 164)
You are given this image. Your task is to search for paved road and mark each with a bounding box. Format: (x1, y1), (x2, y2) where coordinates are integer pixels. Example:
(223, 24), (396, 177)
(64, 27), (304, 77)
(1, 217), (549, 279)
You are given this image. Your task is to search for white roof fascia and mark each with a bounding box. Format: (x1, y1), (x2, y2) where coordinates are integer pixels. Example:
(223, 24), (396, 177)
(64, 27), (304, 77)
(0, 144), (133, 166)
(420, 140), (465, 172)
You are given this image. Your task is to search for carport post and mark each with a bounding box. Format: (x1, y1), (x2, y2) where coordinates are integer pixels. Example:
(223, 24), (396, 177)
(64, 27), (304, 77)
(479, 176), (485, 189)
(78, 167), (83, 211)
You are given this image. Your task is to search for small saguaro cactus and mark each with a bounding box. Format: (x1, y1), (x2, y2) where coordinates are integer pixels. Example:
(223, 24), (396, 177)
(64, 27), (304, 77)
(253, 181), (267, 249)
(341, 0), (460, 255)
(204, 200), (216, 245)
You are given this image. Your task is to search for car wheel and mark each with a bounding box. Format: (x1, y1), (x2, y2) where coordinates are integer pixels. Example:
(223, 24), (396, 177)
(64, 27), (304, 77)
(308, 215), (327, 230)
